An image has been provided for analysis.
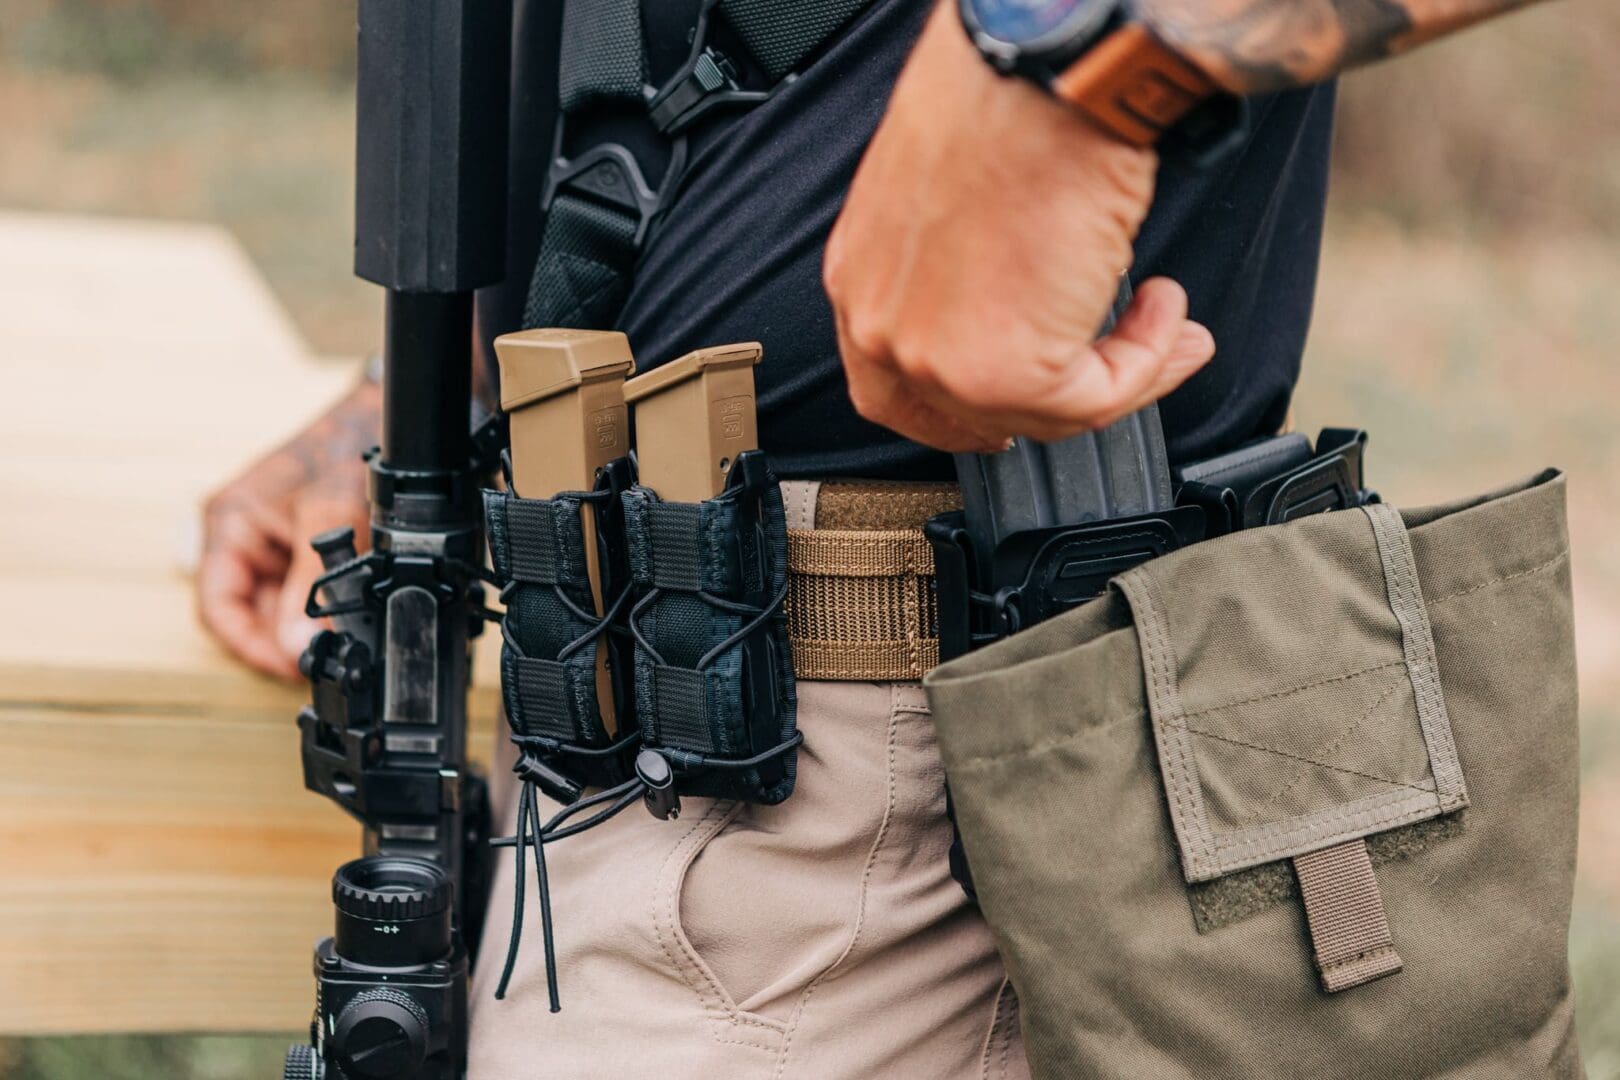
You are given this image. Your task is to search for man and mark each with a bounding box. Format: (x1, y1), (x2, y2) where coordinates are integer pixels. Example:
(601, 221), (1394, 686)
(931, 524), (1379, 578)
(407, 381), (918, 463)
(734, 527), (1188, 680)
(199, 0), (1547, 1074)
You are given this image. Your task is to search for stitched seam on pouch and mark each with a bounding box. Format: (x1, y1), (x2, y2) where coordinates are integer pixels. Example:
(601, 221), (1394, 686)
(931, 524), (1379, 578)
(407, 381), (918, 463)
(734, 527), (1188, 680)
(1424, 548), (1569, 606)
(1178, 660), (1407, 722)
(1206, 788), (1442, 874)
(946, 660), (1411, 771)
(1246, 676), (1416, 823)
(1184, 719), (1439, 797)
(1365, 503), (1467, 812)
(1122, 569), (1217, 874)
(1326, 944), (1401, 970)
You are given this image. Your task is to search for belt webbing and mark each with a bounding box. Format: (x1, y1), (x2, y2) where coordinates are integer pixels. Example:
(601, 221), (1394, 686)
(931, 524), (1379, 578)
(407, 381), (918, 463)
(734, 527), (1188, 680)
(784, 481), (961, 682)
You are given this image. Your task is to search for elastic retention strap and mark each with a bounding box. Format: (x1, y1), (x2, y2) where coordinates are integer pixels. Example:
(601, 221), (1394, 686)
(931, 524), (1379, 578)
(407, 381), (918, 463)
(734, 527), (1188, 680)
(491, 774), (648, 1010)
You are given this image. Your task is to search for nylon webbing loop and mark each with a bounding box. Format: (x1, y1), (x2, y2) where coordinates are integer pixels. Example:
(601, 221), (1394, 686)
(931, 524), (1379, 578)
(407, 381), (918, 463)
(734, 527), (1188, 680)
(646, 503), (707, 591)
(651, 666), (715, 753)
(505, 653), (574, 741)
(501, 499), (562, 584)
(1293, 839), (1405, 993)
(718, 0), (873, 80)
(558, 0), (647, 112)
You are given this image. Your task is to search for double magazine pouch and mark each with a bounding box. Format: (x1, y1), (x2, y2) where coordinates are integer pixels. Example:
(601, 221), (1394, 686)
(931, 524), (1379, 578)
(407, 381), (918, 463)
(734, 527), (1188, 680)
(483, 460), (638, 801)
(485, 450), (799, 811)
(621, 449), (799, 808)
(926, 471), (1583, 1079)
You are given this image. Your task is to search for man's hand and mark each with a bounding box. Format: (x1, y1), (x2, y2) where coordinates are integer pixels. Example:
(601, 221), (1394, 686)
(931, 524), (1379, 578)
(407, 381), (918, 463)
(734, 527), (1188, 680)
(824, 0), (1215, 453)
(197, 381), (379, 680)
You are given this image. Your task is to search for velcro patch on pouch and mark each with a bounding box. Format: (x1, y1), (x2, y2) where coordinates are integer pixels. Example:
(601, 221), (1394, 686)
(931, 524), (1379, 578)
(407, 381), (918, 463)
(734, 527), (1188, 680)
(1187, 812), (1464, 934)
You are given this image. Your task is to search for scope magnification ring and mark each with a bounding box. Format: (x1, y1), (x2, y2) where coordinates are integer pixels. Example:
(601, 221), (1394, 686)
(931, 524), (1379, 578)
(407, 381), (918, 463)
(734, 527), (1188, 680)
(332, 856), (452, 922)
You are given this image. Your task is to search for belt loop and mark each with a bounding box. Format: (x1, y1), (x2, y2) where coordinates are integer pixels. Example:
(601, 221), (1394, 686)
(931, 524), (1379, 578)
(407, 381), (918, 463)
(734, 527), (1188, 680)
(781, 479), (822, 532)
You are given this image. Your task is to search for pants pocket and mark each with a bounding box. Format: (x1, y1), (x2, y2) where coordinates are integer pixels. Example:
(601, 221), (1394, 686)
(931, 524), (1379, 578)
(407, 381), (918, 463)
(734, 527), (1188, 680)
(657, 681), (902, 1025)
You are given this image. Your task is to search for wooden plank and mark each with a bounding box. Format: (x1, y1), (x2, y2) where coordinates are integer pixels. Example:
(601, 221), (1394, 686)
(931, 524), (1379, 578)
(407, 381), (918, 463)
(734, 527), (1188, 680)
(0, 705), (349, 1034)
(0, 212), (505, 1035)
(0, 704), (501, 1035)
(0, 574), (501, 717)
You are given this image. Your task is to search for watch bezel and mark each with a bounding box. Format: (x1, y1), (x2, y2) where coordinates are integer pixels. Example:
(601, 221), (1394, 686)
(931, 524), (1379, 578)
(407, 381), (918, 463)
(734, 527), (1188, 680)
(959, 0), (1126, 75)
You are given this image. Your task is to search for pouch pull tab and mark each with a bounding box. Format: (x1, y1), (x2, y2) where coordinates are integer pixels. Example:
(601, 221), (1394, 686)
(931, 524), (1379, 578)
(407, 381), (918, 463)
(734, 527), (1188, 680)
(636, 749), (681, 820)
(1294, 838), (1404, 993)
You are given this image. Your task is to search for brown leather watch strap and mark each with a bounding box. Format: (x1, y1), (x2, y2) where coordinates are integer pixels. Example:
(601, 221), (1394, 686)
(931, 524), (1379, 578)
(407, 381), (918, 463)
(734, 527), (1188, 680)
(1050, 23), (1215, 147)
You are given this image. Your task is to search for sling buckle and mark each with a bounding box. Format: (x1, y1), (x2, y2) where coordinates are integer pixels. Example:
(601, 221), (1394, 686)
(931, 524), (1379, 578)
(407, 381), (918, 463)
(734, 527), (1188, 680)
(648, 46), (770, 136)
(645, 0), (777, 137)
(541, 139), (675, 248)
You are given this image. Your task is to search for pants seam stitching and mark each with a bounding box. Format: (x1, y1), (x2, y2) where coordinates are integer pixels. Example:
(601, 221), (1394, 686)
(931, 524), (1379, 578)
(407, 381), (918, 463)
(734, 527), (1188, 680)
(771, 683), (903, 1078)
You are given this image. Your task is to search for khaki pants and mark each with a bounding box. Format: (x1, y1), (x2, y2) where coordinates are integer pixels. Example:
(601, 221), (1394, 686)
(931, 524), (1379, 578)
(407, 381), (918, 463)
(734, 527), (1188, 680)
(470, 680), (1029, 1079)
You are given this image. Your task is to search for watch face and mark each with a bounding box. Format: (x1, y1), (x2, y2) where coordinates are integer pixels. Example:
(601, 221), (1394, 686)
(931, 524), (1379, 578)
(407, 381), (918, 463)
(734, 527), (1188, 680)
(963, 0), (1112, 51)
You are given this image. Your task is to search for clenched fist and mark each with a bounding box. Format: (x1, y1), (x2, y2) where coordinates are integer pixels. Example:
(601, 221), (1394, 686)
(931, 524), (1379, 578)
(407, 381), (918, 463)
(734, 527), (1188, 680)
(824, 0), (1215, 452)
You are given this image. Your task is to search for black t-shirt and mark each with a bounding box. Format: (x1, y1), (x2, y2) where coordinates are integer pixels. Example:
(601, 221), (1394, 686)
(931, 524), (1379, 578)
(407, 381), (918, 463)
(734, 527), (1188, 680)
(478, 0), (1336, 479)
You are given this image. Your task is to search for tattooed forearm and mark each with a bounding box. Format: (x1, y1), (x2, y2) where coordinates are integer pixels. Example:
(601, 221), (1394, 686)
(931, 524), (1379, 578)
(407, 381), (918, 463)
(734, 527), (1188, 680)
(278, 382), (379, 489)
(1139, 0), (1554, 95)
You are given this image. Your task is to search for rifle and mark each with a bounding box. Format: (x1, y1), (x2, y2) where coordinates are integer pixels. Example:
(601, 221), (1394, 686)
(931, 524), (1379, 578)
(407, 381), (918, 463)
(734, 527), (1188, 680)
(284, 2), (512, 1077)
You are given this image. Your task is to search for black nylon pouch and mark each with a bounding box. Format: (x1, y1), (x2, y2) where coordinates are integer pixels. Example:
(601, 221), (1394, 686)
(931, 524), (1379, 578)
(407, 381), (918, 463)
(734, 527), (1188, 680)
(484, 463), (637, 799)
(621, 449), (798, 804)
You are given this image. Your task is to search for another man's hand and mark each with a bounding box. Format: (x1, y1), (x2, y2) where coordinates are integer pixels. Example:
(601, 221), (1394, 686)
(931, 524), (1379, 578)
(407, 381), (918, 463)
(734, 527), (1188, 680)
(824, 0), (1215, 453)
(197, 381), (378, 680)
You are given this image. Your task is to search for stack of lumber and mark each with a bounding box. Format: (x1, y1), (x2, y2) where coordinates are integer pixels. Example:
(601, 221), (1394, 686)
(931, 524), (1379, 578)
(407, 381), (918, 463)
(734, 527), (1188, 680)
(0, 211), (498, 1034)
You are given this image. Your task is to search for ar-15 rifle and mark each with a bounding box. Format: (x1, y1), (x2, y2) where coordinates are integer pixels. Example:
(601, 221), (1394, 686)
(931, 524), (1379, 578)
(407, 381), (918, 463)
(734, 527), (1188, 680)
(283, 3), (512, 1078)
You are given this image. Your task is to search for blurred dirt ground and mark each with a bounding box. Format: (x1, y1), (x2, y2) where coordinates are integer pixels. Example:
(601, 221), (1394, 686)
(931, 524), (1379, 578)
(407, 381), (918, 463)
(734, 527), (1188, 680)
(1, 0), (1617, 1076)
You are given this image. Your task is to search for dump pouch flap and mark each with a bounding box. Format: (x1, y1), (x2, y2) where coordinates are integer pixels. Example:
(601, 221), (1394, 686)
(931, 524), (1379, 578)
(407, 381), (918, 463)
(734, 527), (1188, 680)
(926, 470), (1583, 1079)
(1114, 499), (1467, 885)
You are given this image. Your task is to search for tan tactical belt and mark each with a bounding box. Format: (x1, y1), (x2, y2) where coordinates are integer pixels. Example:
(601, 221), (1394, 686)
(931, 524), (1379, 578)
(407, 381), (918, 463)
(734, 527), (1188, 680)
(780, 479), (961, 682)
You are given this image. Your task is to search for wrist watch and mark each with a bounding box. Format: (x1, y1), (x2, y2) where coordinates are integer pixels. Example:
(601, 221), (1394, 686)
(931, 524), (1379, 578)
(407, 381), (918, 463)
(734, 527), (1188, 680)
(959, 0), (1243, 156)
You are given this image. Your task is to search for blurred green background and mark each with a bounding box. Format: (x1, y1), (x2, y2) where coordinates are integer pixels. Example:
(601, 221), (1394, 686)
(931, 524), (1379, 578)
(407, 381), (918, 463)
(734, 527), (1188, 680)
(1, 0), (1617, 1076)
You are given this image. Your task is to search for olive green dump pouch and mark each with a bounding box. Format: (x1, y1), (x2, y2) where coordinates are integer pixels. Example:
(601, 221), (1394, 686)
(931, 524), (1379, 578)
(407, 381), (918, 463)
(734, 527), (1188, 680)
(926, 471), (1583, 1079)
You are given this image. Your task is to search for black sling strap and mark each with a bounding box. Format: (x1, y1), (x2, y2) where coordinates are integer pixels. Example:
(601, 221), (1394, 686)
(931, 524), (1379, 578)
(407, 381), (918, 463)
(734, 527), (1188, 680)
(718, 0), (877, 80)
(523, 0), (876, 333)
